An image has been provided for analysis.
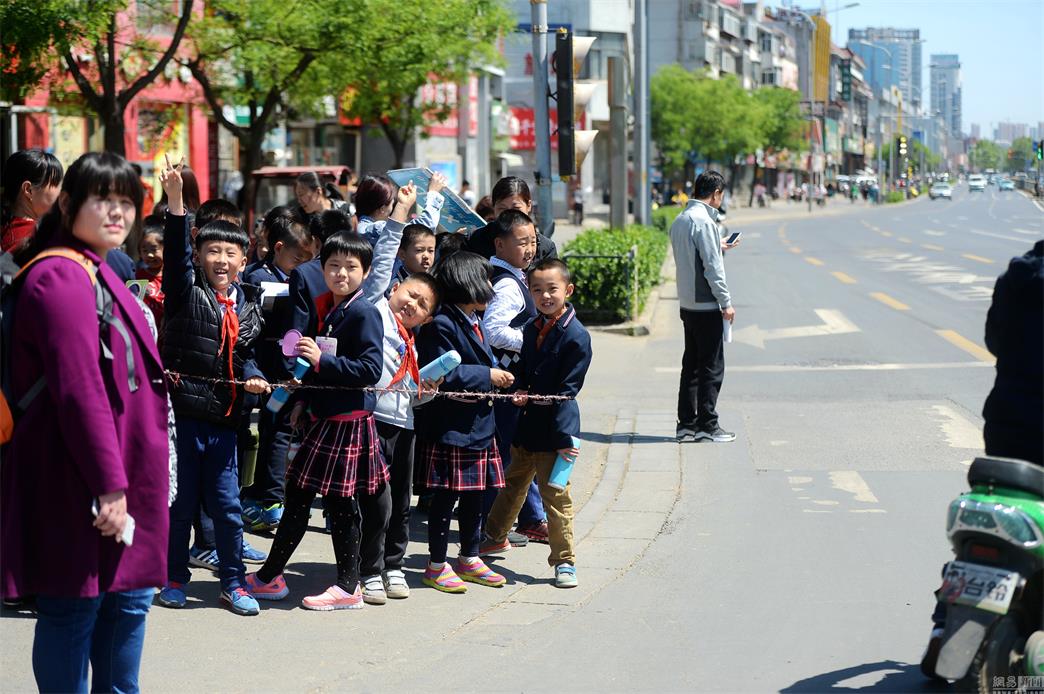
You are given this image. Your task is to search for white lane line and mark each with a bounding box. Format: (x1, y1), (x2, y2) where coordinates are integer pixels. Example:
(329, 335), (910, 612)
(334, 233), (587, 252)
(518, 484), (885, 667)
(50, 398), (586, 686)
(1014, 228), (1042, 236)
(924, 230), (946, 236)
(970, 229), (1038, 244)
(829, 471), (879, 503)
(653, 362), (994, 374)
(929, 404), (984, 450)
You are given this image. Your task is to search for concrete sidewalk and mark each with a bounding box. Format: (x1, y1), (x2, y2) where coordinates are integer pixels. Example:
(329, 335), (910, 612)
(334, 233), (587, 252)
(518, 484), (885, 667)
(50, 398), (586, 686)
(0, 324), (684, 693)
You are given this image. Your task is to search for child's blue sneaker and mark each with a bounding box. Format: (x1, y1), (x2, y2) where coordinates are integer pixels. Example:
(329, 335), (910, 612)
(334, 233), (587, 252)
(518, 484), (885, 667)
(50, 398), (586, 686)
(259, 503), (284, 529)
(156, 582), (187, 608)
(188, 547), (219, 571)
(242, 539), (267, 564)
(220, 587), (260, 616)
(242, 500), (264, 530)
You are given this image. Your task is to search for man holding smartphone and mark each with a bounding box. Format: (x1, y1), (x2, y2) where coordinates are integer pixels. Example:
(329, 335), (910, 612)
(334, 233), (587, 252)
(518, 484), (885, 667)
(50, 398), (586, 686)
(670, 171), (736, 443)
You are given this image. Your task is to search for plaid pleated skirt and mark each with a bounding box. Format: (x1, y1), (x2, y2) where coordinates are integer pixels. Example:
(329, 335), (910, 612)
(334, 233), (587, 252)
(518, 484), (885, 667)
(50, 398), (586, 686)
(286, 414), (387, 498)
(418, 438), (505, 492)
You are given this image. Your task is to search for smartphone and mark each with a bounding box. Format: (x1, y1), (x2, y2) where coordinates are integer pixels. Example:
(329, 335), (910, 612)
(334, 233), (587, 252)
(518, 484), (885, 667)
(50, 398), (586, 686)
(726, 231), (742, 245)
(92, 498), (136, 546)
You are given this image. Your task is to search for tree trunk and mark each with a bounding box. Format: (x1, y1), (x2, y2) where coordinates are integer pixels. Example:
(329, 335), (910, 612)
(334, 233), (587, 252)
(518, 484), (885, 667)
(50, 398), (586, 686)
(239, 133), (265, 223)
(102, 106), (126, 156)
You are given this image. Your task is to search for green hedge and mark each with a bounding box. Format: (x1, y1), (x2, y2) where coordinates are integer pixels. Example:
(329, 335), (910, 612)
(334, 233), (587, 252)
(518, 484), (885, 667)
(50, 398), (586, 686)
(562, 224), (670, 324)
(885, 191), (905, 203)
(652, 204), (683, 231)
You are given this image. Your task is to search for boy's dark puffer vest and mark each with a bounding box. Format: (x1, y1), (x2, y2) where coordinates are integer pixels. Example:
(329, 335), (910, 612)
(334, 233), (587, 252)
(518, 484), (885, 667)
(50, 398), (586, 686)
(490, 265), (536, 368)
(162, 270), (263, 427)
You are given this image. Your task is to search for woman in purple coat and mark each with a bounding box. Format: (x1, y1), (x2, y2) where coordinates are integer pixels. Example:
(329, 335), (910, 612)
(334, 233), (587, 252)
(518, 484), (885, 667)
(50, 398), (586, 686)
(2, 152), (170, 693)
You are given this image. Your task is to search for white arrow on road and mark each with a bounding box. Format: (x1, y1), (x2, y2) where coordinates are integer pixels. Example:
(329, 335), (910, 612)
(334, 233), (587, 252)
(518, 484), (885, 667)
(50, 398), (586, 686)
(732, 309), (860, 349)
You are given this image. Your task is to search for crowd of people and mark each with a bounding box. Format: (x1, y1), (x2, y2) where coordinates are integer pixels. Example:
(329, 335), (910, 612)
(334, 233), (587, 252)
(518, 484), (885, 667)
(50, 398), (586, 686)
(0, 149), (592, 692)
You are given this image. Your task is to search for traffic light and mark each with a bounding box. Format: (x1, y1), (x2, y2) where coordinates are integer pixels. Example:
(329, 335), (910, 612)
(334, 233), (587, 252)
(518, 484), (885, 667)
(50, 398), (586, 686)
(898, 135), (908, 159)
(1036, 140), (1044, 160)
(839, 58), (852, 101)
(554, 28), (597, 178)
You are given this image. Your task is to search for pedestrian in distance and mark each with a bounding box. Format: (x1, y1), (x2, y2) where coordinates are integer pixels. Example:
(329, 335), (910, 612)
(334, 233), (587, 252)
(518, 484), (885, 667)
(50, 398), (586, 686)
(2, 151), (169, 693)
(481, 209), (548, 543)
(1, 149), (63, 255)
(481, 258), (593, 589)
(670, 170), (737, 444)
(246, 233), (386, 611)
(413, 251), (514, 593)
(156, 155), (270, 617)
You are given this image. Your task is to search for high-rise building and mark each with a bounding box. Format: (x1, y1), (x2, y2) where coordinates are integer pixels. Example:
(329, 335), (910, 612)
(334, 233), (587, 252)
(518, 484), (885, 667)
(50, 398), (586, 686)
(970, 123), (980, 139)
(994, 122), (1028, 145)
(848, 28), (922, 112)
(929, 54), (961, 136)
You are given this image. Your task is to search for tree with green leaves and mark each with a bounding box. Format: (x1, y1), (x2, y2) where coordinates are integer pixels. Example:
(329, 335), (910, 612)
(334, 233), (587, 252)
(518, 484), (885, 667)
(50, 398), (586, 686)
(184, 0), (357, 212)
(650, 67), (762, 190)
(1006, 136), (1034, 173)
(340, 0), (514, 169)
(749, 86), (802, 203)
(0, 0), (193, 155)
(969, 139), (1002, 172)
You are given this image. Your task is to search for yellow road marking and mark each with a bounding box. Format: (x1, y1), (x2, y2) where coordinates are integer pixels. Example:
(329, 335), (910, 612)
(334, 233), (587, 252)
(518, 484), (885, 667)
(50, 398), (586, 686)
(804, 256), (825, 266)
(879, 231), (893, 237)
(921, 243), (944, 251)
(870, 292), (910, 311)
(962, 253), (995, 265)
(831, 271), (857, 284)
(898, 237), (913, 244)
(789, 247), (802, 254)
(936, 330), (995, 363)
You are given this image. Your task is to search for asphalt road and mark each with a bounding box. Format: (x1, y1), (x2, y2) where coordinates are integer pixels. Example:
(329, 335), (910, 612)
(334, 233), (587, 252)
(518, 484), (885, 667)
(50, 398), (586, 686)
(1, 186), (1039, 692)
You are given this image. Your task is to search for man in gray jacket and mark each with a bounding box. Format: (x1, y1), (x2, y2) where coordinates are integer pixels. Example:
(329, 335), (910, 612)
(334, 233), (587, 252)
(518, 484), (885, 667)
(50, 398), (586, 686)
(670, 171), (736, 443)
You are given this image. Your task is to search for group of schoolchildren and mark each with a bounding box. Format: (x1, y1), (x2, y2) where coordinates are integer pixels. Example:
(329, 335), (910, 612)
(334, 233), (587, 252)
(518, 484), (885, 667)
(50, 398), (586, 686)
(147, 159), (592, 616)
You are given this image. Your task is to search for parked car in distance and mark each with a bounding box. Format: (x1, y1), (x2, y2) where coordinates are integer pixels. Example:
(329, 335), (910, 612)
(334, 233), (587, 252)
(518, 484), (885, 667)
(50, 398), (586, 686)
(968, 175), (987, 192)
(929, 182), (953, 200)
(998, 178), (1016, 191)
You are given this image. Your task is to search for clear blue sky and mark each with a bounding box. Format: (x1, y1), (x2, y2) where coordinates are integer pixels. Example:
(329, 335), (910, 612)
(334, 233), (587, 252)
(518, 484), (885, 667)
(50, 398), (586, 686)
(825, 0), (1044, 136)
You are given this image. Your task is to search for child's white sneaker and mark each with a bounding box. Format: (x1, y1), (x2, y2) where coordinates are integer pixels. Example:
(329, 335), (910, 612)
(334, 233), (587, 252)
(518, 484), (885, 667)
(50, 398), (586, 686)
(362, 575), (387, 605)
(382, 570), (410, 599)
(554, 563), (577, 588)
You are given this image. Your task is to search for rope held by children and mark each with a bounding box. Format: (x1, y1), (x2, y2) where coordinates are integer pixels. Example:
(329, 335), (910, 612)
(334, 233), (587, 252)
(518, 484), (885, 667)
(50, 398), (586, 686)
(163, 370), (575, 403)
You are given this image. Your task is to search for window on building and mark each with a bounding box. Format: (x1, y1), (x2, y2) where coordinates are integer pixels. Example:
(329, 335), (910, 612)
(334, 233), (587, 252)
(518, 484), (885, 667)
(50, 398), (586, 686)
(761, 69), (778, 86)
(686, 0), (703, 20)
(759, 32), (773, 54)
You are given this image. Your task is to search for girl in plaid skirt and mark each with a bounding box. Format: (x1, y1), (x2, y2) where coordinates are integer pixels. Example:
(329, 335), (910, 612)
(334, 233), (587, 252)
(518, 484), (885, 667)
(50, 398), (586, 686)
(414, 252), (516, 593)
(247, 234), (385, 611)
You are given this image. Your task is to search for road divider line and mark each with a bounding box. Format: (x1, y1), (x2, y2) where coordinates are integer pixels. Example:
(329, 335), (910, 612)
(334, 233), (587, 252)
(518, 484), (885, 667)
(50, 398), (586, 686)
(879, 230), (893, 237)
(921, 243), (944, 251)
(971, 229), (1034, 244)
(898, 237), (913, 244)
(804, 256), (825, 266)
(831, 271), (857, 284)
(789, 247), (802, 254)
(935, 329), (995, 364)
(870, 292), (910, 311)
(829, 471), (879, 504)
(962, 253), (995, 265)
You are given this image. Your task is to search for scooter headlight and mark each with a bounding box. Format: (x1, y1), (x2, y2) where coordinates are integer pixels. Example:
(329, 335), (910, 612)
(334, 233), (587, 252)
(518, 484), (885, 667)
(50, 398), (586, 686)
(946, 500), (960, 532)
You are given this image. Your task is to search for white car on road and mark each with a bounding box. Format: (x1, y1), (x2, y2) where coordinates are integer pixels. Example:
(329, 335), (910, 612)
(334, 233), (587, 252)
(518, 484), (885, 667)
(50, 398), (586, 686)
(929, 182), (953, 200)
(967, 175), (987, 192)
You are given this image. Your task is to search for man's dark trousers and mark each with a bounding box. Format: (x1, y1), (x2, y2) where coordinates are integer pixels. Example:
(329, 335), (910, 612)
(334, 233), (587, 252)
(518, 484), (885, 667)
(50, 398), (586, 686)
(677, 308), (725, 432)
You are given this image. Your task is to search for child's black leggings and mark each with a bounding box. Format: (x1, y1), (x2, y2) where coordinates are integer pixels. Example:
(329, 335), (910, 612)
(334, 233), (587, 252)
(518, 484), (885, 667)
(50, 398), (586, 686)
(427, 489), (483, 563)
(257, 483), (360, 593)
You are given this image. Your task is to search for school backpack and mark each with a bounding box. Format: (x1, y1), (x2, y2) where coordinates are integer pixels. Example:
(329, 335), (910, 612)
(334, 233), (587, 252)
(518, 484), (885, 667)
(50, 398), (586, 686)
(0, 247), (138, 444)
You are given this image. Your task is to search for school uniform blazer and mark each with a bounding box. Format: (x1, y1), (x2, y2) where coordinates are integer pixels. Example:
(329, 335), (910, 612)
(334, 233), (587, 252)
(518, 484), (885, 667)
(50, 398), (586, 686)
(245, 261), (290, 381)
(288, 257), (327, 339)
(513, 304), (593, 452)
(304, 289), (384, 419)
(2, 242), (170, 598)
(414, 306), (497, 450)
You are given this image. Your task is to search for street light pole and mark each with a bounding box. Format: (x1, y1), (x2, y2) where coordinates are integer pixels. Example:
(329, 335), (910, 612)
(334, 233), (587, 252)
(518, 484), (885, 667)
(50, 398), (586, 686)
(530, 0), (554, 236)
(634, 0), (651, 226)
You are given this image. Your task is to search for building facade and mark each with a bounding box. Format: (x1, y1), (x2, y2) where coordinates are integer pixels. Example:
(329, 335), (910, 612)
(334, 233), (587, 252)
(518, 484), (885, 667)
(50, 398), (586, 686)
(848, 28), (922, 114)
(929, 54), (961, 137)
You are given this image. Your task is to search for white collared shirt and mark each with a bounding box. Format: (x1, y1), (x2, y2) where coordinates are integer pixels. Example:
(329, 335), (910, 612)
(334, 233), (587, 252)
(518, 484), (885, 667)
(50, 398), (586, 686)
(483, 257), (526, 352)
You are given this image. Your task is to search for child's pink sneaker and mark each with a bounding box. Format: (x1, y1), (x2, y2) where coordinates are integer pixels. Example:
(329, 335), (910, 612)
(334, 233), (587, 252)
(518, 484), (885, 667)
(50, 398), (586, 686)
(245, 573), (288, 600)
(301, 584), (364, 611)
(456, 558), (506, 587)
(422, 563), (467, 593)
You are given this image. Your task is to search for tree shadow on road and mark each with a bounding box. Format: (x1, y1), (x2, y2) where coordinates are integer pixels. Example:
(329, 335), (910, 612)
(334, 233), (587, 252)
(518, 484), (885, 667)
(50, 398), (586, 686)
(780, 660), (950, 692)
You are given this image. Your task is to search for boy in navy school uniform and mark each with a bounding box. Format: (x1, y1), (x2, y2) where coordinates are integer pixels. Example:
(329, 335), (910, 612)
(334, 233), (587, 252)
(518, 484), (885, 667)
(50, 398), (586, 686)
(155, 156), (271, 616)
(482, 209), (547, 543)
(482, 258), (592, 589)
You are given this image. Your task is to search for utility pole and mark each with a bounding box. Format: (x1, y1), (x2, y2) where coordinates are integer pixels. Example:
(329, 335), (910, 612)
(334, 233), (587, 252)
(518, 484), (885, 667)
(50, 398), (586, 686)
(634, 0), (650, 226)
(530, 0), (554, 236)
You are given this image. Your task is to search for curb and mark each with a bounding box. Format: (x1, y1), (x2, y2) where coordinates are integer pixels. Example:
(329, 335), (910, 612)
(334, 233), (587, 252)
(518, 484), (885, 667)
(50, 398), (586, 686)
(587, 249), (675, 337)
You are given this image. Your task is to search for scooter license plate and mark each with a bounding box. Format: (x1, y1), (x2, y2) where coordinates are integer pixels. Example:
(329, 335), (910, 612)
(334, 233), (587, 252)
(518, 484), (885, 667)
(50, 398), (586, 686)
(940, 561), (1019, 615)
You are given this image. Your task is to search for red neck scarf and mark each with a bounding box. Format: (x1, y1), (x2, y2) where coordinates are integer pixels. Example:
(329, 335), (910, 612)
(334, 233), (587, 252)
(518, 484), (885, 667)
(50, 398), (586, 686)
(535, 309), (565, 350)
(388, 315), (420, 387)
(215, 292), (239, 415)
